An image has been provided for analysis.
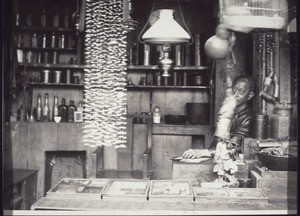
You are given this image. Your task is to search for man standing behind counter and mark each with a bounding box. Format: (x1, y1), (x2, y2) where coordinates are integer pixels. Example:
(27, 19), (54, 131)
(183, 75), (255, 161)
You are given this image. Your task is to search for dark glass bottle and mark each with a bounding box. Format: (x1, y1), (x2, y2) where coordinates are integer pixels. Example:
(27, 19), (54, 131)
(40, 9), (47, 27)
(67, 100), (76, 122)
(58, 98), (67, 122)
(36, 93), (43, 121)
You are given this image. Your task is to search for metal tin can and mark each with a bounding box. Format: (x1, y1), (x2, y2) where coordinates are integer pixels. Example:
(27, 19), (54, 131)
(251, 114), (269, 139)
(53, 70), (62, 83)
(42, 70), (51, 83)
(66, 69), (71, 84)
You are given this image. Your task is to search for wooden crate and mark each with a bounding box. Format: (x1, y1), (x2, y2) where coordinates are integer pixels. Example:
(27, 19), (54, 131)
(101, 179), (150, 201)
(148, 180), (194, 202)
(46, 178), (111, 199)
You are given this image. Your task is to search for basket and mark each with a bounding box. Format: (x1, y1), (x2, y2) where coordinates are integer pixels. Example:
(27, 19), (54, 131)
(219, 0), (288, 32)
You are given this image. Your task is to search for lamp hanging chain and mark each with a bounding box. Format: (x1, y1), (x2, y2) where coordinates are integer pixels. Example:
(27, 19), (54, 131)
(138, 0), (157, 44)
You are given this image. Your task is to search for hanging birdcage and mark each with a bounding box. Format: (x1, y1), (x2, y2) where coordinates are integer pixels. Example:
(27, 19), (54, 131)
(219, 0), (288, 33)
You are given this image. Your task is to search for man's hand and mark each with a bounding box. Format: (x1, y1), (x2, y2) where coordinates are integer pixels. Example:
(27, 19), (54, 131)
(182, 149), (213, 159)
(182, 149), (197, 159)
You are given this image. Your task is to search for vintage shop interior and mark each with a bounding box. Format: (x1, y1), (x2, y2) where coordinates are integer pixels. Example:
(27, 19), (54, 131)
(2, 0), (297, 213)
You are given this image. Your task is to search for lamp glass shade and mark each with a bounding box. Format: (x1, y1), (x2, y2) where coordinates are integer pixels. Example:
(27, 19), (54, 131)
(142, 9), (190, 44)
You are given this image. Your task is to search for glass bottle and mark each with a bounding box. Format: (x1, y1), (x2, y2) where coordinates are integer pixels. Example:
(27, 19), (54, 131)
(42, 34), (47, 48)
(36, 93), (43, 121)
(153, 106), (161, 124)
(31, 33), (37, 48)
(63, 9), (69, 28)
(77, 101), (83, 113)
(16, 10), (20, 26)
(51, 32), (56, 48)
(53, 9), (60, 28)
(67, 100), (76, 122)
(42, 93), (50, 122)
(26, 10), (33, 27)
(53, 96), (59, 121)
(40, 9), (47, 27)
(58, 98), (67, 122)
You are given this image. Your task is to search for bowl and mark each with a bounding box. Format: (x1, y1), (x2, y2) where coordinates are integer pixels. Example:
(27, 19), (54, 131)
(164, 115), (187, 124)
(54, 116), (61, 123)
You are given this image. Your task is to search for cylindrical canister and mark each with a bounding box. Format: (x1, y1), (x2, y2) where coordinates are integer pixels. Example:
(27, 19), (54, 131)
(251, 114), (269, 139)
(66, 69), (71, 84)
(42, 70), (51, 83)
(53, 70), (62, 83)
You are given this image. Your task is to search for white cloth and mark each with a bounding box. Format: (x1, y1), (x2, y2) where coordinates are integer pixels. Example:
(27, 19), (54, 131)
(213, 141), (238, 175)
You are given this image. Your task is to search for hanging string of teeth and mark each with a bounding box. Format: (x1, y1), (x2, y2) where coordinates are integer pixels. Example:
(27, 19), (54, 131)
(83, 0), (128, 148)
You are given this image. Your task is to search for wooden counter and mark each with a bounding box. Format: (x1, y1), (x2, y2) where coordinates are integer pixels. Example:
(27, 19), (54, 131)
(30, 196), (295, 213)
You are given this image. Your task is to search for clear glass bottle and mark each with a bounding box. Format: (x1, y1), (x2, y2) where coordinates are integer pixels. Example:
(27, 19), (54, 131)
(51, 32), (56, 48)
(42, 93), (50, 122)
(31, 33), (37, 48)
(153, 106), (161, 124)
(67, 100), (76, 122)
(42, 34), (47, 48)
(36, 93), (43, 121)
(53, 96), (59, 121)
(58, 98), (67, 122)
(77, 101), (83, 113)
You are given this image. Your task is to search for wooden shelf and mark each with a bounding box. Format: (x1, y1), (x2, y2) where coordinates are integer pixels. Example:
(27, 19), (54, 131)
(127, 65), (210, 71)
(19, 63), (94, 69)
(17, 47), (77, 52)
(27, 82), (84, 88)
(126, 85), (210, 90)
(14, 26), (76, 33)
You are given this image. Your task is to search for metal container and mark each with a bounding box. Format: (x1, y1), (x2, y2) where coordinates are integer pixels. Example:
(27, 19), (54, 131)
(251, 114), (269, 139)
(53, 70), (62, 83)
(42, 70), (51, 83)
(66, 69), (71, 84)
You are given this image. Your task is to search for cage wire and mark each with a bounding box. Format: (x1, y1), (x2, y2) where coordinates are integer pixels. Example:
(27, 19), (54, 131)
(219, 0), (288, 33)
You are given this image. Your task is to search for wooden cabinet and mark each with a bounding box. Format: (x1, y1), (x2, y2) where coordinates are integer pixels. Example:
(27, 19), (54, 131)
(11, 0), (87, 120)
(3, 169), (38, 210)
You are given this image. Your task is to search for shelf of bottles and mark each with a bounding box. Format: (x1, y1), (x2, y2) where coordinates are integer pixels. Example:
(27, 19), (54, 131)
(13, 0), (87, 88)
(19, 93), (84, 123)
(126, 35), (211, 90)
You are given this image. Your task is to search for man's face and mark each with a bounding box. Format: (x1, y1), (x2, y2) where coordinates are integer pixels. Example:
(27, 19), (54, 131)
(232, 81), (253, 106)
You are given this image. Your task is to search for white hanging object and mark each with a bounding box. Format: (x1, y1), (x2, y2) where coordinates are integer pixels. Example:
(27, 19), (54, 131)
(142, 9), (190, 45)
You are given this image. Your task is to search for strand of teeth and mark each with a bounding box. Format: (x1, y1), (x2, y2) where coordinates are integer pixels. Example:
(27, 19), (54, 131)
(83, 0), (128, 147)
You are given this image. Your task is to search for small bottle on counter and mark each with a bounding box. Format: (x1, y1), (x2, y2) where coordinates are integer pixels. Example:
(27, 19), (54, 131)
(36, 94), (43, 121)
(42, 93), (50, 122)
(58, 98), (67, 122)
(67, 100), (76, 122)
(53, 96), (59, 121)
(153, 106), (161, 124)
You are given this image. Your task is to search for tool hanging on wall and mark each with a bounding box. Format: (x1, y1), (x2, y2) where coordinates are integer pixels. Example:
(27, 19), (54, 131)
(259, 32), (279, 105)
